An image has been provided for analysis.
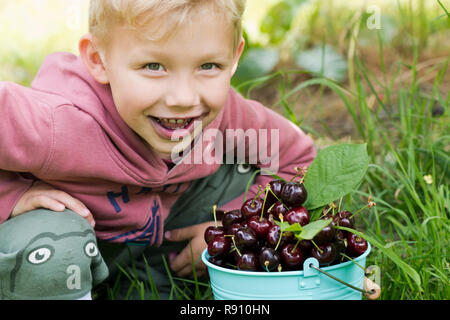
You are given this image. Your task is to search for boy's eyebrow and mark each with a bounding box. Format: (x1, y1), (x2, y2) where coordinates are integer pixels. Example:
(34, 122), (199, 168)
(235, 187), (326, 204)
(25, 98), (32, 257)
(131, 48), (231, 62)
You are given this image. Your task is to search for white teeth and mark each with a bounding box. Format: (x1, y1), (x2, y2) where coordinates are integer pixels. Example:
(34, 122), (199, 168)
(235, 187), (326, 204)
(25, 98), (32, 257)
(154, 117), (194, 129)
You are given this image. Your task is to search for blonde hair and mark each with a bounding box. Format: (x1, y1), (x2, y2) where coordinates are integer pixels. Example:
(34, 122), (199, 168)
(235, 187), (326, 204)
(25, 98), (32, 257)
(89, 0), (246, 52)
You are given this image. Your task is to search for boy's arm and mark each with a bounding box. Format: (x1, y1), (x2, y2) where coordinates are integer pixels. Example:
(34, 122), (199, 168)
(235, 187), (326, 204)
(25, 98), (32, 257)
(0, 82), (53, 223)
(219, 89), (317, 212)
(0, 171), (36, 222)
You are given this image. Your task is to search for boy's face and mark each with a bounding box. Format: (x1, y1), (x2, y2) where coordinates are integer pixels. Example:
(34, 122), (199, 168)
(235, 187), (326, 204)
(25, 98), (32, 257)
(100, 10), (244, 160)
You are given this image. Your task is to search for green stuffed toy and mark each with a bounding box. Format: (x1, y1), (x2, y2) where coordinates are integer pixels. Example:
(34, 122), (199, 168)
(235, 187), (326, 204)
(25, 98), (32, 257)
(0, 209), (109, 300)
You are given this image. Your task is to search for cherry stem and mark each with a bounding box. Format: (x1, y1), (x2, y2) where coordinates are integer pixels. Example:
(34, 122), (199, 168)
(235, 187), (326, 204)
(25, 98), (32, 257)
(349, 204), (370, 220)
(274, 228), (283, 251)
(311, 240), (323, 254)
(260, 186), (270, 221)
(229, 235), (241, 257)
(251, 185), (263, 207)
(212, 205), (218, 228)
(291, 237), (301, 253)
(320, 205), (333, 219)
(266, 187), (289, 211)
(340, 252), (365, 271)
(264, 261), (270, 272)
(289, 167), (307, 183)
(267, 202), (276, 214)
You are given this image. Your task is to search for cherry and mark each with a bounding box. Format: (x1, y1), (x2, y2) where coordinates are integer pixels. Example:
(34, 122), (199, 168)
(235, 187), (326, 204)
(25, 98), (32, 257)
(207, 235), (231, 258)
(313, 221), (336, 245)
(269, 201), (289, 219)
(209, 256), (229, 268)
(298, 239), (313, 254)
(329, 230), (346, 264)
(235, 227), (258, 250)
(226, 223), (243, 237)
(280, 182), (307, 207)
(265, 180), (285, 207)
(241, 198), (264, 220)
(346, 233), (368, 257)
(248, 216), (271, 239)
(237, 252), (259, 271)
(259, 247), (281, 271)
(222, 209), (243, 230)
(204, 204), (225, 244)
(311, 243), (337, 266)
(280, 243), (304, 269)
(285, 206), (310, 226)
(266, 225), (294, 249)
(337, 210), (355, 229)
(204, 226), (225, 244)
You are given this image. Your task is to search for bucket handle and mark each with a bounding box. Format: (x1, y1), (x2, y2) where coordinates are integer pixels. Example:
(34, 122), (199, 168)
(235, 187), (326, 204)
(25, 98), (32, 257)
(308, 263), (380, 298)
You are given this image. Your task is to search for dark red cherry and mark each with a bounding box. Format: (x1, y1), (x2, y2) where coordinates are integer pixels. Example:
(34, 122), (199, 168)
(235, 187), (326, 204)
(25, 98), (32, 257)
(207, 235), (231, 258)
(280, 243), (304, 270)
(269, 201), (290, 219)
(241, 198), (264, 220)
(237, 252), (259, 271)
(337, 210), (355, 229)
(311, 243), (337, 266)
(298, 239), (313, 254)
(235, 227), (258, 250)
(248, 216), (271, 239)
(285, 206), (310, 226)
(226, 223), (242, 237)
(313, 222), (336, 245)
(204, 226), (225, 244)
(208, 256), (229, 268)
(266, 225), (294, 249)
(265, 180), (285, 207)
(222, 209), (243, 230)
(346, 233), (368, 257)
(280, 182), (307, 207)
(259, 247), (281, 271)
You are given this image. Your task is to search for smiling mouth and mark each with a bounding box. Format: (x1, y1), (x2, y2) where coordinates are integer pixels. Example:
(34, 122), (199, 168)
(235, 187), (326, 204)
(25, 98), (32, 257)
(151, 117), (195, 130)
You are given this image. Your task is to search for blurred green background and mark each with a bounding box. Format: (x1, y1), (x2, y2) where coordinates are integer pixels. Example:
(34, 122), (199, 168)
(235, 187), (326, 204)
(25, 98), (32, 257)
(0, 0), (449, 300)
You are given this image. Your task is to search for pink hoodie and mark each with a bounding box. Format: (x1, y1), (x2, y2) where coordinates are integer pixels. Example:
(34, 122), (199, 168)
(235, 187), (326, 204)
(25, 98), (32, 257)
(0, 52), (316, 246)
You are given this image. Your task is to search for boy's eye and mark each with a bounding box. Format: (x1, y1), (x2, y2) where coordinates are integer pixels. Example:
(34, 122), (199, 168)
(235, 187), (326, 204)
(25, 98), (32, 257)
(201, 63), (218, 70)
(145, 63), (164, 71)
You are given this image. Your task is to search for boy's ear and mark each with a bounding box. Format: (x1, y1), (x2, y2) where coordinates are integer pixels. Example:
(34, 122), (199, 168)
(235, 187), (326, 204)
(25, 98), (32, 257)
(79, 34), (110, 85)
(231, 37), (246, 77)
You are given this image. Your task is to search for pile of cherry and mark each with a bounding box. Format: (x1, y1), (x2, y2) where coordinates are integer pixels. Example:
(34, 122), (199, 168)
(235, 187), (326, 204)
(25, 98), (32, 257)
(204, 179), (369, 272)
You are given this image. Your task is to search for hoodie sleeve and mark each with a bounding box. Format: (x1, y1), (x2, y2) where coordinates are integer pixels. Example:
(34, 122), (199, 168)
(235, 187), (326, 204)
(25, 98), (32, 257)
(0, 82), (54, 222)
(218, 89), (317, 212)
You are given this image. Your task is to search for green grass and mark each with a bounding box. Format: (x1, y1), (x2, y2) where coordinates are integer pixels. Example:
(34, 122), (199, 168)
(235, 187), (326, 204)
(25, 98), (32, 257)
(276, 39), (449, 301)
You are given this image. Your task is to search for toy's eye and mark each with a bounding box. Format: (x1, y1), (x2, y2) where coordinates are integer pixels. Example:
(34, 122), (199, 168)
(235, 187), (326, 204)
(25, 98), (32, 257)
(27, 247), (53, 265)
(237, 163), (252, 174)
(84, 241), (98, 257)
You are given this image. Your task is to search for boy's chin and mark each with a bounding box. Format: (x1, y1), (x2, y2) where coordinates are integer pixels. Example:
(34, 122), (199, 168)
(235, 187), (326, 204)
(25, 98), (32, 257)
(152, 140), (193, 162)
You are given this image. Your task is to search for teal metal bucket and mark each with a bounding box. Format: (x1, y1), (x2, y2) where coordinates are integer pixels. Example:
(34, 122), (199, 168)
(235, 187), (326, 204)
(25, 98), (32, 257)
(202, 243), (371, 300)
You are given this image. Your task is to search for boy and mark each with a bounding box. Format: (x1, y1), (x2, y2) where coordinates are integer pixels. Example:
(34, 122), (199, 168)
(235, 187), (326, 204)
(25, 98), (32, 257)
(0, 0), (316, 299)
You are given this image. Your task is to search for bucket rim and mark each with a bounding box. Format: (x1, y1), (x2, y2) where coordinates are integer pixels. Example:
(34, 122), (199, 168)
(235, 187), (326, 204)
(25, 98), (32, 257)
(202, 242), (371, 277)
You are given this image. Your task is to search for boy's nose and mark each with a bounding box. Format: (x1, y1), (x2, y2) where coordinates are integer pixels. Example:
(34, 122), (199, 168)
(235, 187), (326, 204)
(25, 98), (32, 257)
(165, 78), (200, 108)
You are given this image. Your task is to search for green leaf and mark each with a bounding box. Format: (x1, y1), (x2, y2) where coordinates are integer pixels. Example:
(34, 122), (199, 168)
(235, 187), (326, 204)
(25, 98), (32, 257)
(232, 48), (280, 87)
(294, 45), (348, 82)
(297, 219), (332, 240)
(335, 226), (422, 290)
(304, 144), (369, 210)
(273, 220), (291, 232)
(283, 222), (303, 232)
